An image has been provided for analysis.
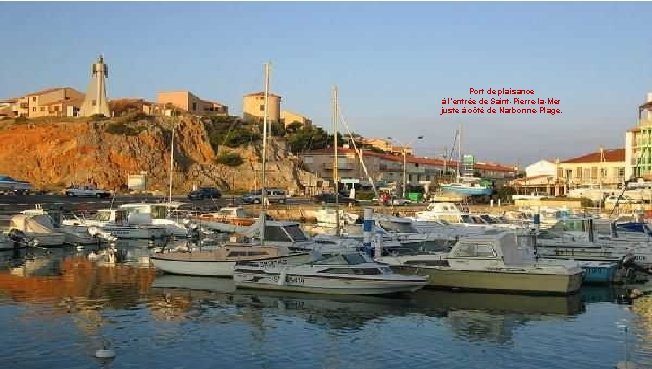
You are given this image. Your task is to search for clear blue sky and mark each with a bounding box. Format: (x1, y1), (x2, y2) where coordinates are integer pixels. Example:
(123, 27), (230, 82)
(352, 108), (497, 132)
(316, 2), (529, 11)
(1, 2), (651, 166)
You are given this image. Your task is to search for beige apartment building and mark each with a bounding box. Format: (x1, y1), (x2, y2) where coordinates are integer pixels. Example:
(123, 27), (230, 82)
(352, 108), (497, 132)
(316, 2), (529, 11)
(359, 137), (414, 155)
(5, 87), (85, 118)
(242, 91), (281, 123)
(280, 110), (312, 129)
(157, 91), (228, 116)
(512, 149), (626, 196)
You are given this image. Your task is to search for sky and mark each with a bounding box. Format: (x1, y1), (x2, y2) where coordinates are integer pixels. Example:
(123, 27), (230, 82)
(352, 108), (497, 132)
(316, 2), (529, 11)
(1, 2), (652, 167)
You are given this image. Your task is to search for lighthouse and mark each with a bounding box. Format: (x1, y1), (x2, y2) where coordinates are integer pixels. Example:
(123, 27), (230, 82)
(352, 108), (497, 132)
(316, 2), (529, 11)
(79, 55), (111, 117)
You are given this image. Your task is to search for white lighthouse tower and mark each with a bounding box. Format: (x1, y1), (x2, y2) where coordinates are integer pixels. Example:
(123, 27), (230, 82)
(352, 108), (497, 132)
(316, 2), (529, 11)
(80, 55), (111, 117)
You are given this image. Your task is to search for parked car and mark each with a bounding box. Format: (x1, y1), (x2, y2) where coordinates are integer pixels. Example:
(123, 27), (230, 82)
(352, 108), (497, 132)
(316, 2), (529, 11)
(0, 175), (33, 194)
(64, 185), (112, 198)
(390, 198), (412, 206)
(241, 188), (287, 204)
(312, 192), (359, 205)
(187, 187), (222, 200)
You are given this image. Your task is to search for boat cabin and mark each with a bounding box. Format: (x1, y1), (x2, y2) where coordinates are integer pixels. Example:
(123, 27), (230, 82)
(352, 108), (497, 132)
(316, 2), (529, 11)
(446, 232), (537, 270)
(120, 202), (186, 223)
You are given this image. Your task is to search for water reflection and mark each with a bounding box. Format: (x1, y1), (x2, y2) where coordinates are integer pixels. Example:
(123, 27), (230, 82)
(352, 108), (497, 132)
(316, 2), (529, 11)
(0, 243), (643, 367)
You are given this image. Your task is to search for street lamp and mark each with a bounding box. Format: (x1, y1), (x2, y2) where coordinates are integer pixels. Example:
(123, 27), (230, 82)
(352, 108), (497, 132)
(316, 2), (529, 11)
(387, 135), (424, 198)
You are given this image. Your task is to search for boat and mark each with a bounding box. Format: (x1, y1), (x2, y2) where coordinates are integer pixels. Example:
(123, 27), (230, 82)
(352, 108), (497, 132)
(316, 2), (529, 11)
(150, 244), (308, 277)
(192, 206), (258, 227)
(8, 214), (66, 247)
(439, 177), (493, 196)
(379, 232), (584, 295)
(20, 206), (98, 245)
(62, 209), (168, 240)
(0, 230), (33, 250)
(234, 251), (428, 295)
(119, 202), (191, 237)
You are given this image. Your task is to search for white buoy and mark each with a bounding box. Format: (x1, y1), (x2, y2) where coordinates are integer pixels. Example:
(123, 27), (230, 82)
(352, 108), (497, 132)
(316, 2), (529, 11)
(95, 349), (116, 359)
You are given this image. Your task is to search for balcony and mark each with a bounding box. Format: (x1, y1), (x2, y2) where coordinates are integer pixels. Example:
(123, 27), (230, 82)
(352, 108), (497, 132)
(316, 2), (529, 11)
(320, 163), (353, 171)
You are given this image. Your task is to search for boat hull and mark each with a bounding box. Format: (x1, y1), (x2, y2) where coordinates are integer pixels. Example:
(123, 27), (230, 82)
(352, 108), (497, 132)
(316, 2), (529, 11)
(233, 271), (427, 295)
(392, 266), (582, 295)
(440, 185), (492, 196)
(150, 256), (234, 277)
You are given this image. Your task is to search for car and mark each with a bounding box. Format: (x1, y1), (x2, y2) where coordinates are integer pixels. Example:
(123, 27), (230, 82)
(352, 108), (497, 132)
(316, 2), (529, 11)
(390, 198), (412, 206)
(0, 175), (33, 194)
(241, 188), (287, 204)
(64, 185), (112, 198)
(187, 187), (222, 200)
(312, 192), (359, 205)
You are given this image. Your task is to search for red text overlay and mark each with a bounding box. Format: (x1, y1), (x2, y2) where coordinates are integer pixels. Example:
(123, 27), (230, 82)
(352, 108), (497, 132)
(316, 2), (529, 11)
(440, 88), (561, 116)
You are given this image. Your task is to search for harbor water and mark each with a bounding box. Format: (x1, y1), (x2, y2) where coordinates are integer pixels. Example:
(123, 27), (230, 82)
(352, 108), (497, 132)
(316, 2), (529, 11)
(0, 243), (651, 369)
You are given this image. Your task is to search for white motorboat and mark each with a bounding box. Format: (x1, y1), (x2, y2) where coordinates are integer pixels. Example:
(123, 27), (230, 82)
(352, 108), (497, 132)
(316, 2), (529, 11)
(62, 209), (168, 240)
(379, 232), (584, 295)
(20, 206), (98, 245)
(234, 251), (428, 295)
(150, 244), (311, 277)
(120, 202), (191, 237)
(8, 214), (66, 247)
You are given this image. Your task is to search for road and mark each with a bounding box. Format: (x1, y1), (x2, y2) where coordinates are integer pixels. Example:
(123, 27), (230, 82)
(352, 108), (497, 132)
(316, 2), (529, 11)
(0, 193), (313, 214)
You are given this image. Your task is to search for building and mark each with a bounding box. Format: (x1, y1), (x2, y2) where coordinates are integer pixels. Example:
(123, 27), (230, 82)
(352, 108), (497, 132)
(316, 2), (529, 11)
(358, 137), (414, 155)
(280, 110), (312, 129)
(557, 148), (626, 189)
(79, 55), (111, 117)
(300, 147), (517, 190)
(4, 87), (85, 118)
(157, 91), (228, 116)
(242, 91), (281, 123)
(626, 92), (652, 180)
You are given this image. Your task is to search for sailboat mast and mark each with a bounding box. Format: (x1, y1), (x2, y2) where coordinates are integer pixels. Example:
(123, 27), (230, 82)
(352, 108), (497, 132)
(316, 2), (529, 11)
(333, 86), (340, 236)
(168, 111), (175, 204)
(260, 62), (271, 245)
(457, 125), (462, 179)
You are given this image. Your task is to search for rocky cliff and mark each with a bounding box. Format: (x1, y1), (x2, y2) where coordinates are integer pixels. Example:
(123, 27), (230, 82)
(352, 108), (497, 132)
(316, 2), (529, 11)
(0, 115), (321, 193)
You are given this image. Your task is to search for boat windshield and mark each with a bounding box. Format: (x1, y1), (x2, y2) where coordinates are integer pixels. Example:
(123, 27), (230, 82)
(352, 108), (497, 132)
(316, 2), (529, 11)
(264, 226), (292, 242)
(92, 211), (112, 222)
(151, 206), (168, 219)
(282, 224), (308, 242)
(379, 220), (418, 233)
(313, 253), (370, 265)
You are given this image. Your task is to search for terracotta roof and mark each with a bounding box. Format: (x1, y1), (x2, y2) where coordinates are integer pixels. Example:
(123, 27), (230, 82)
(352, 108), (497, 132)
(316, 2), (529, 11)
(244, 91), (281, 98)
(24, 87), (75, 97)
(304, 148), (517, 173)
(41, 97), (84, 106)
(561, 148), (625, 164)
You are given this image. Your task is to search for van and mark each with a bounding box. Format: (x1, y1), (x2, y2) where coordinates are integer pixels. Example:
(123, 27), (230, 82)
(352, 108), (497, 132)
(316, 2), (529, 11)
(241, 188), (287, 204)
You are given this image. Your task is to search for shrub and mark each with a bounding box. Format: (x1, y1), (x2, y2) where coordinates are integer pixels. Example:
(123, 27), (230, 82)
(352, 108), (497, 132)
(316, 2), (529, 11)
(14, 116), (28, 124)
(105, 122), (146, 136)
(215, 152), (244, 167)
(90, 114), (109, 122)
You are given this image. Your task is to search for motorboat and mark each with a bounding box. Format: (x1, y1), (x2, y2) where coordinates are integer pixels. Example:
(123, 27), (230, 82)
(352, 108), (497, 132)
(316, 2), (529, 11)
(62, 209), (168, 240)
(379, 232), (584, 295)
(20, 206), (98, 245)
(119, 202), (191, 237)
(234, 251), (428, 295)
(0, 230), (33, 250)
(8, 214), (66, 247)
(150, 244), (311, 277)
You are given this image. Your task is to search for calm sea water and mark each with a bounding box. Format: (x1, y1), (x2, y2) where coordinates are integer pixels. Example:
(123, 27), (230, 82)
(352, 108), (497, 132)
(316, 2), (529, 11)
(0, 244), (650, 369)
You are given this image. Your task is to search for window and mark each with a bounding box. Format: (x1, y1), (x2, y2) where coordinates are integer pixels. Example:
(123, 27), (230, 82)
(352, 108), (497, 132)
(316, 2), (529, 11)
(619, 167), (626, 177)
(32, 97), (36, 102)
(259, 104), (265, 112)
(575, 167), (582, 178)
(53, 106), (59, 112)
(32, 107), (36, 112)
(264, 226), (291, 242)
(192, 102), (197, 111)
(40, 107), (45, 112)
(92, 100), (97, 106)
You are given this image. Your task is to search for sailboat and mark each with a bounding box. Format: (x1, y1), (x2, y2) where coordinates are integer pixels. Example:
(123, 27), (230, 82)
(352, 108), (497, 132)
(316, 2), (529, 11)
(439, 125), (493, 196)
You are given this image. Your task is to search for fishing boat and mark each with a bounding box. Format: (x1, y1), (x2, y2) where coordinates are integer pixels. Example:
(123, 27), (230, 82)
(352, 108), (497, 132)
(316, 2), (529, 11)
(20, 206), (97, 245)
(234, 251), (428, 295)
(150, 244), (310, 277)
(379, 232), (584, 295)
